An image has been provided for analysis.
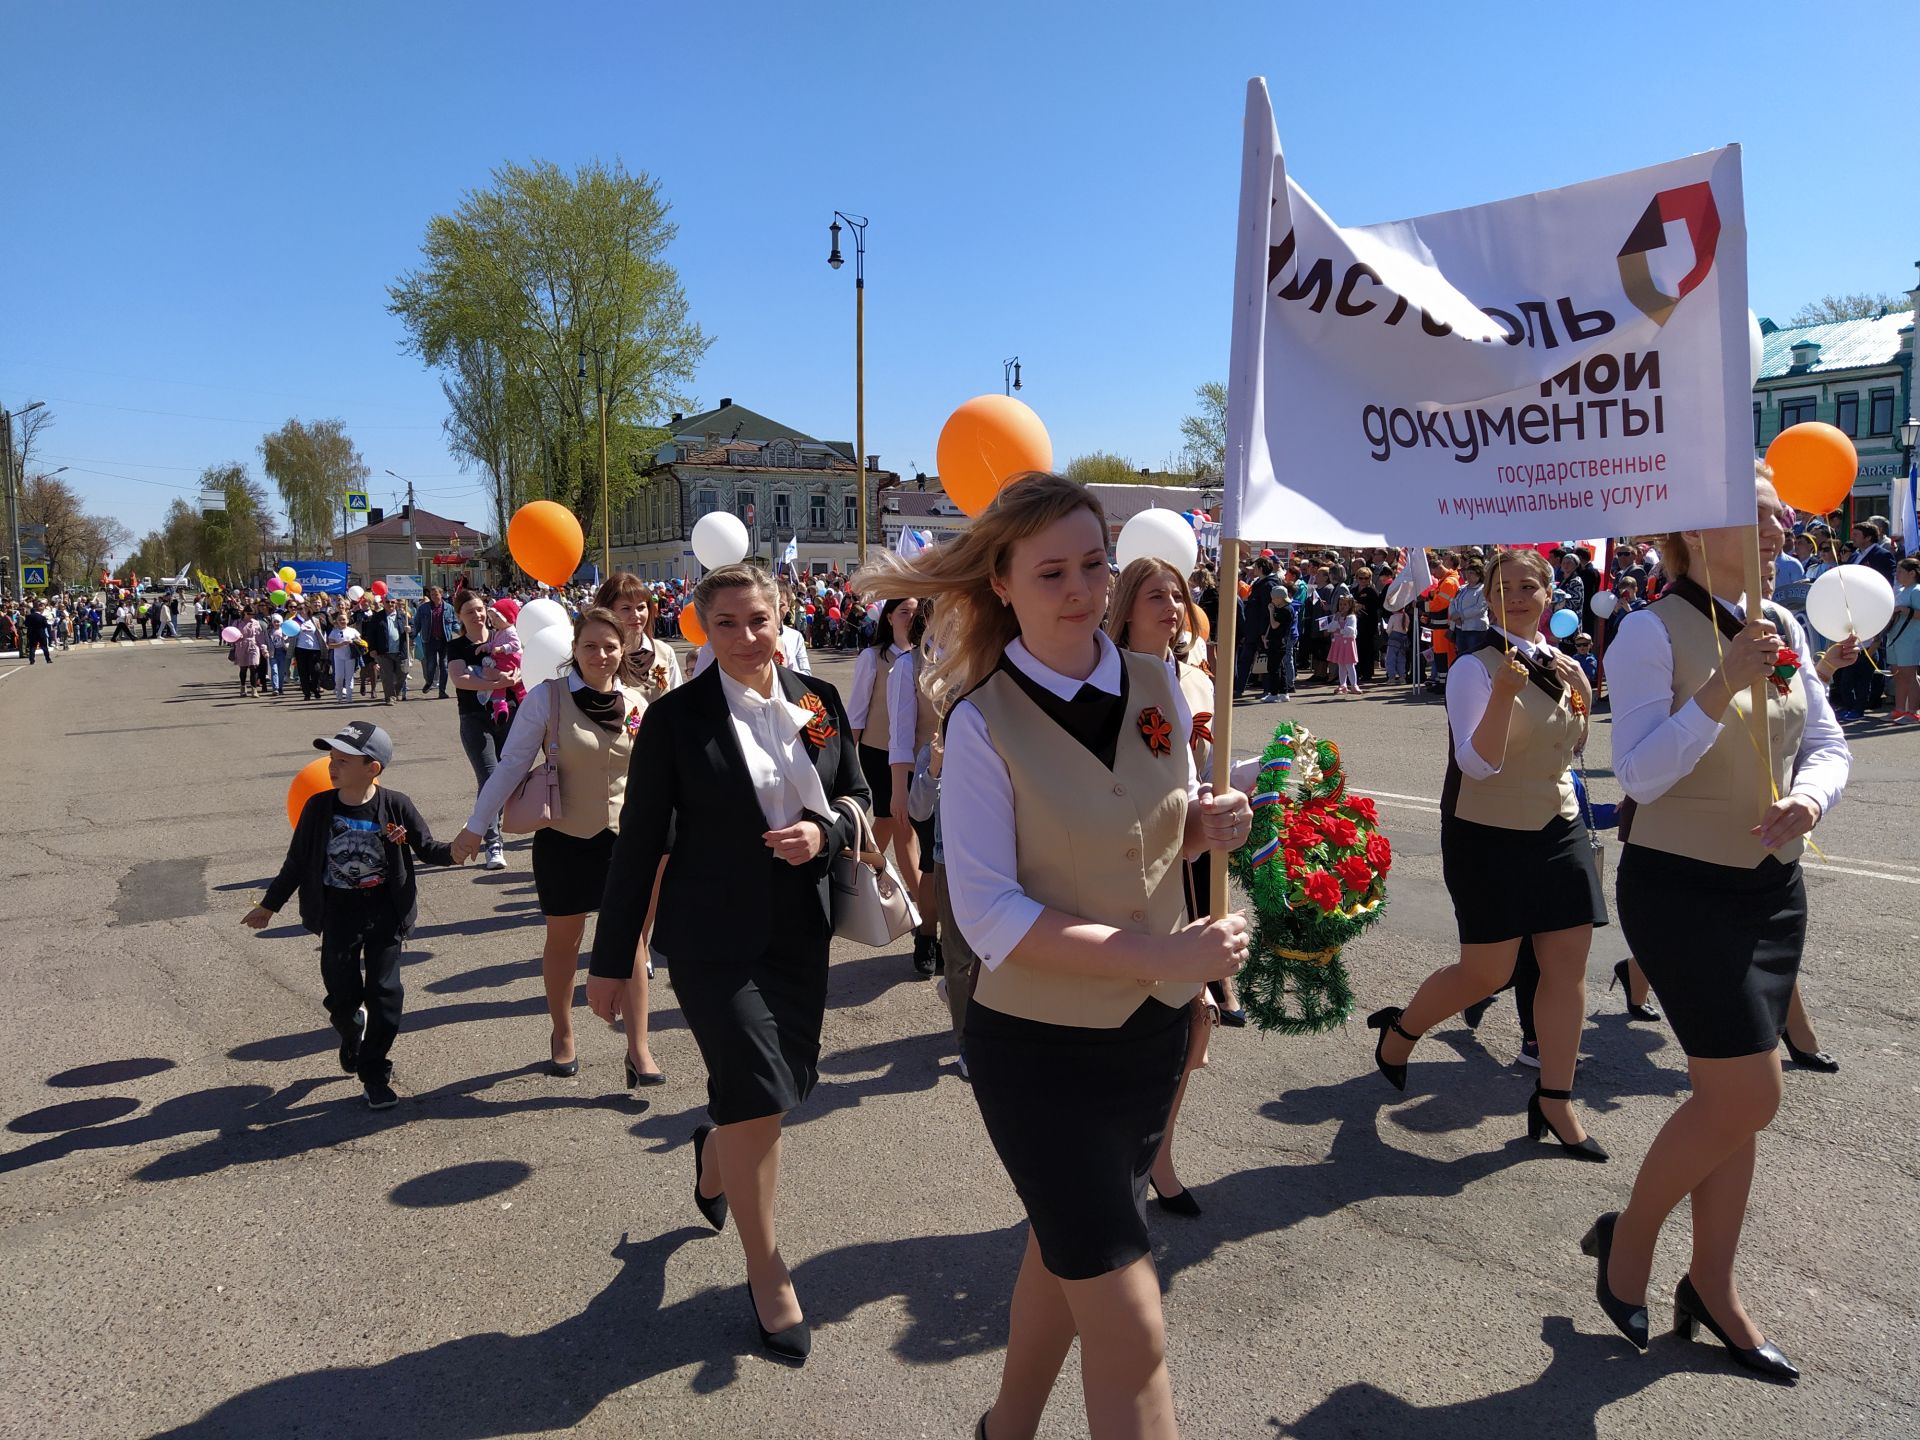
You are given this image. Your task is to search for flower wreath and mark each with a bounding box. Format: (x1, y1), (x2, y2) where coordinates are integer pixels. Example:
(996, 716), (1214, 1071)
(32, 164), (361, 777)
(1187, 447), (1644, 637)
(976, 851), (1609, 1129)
(1226, 718), (1391, 1034)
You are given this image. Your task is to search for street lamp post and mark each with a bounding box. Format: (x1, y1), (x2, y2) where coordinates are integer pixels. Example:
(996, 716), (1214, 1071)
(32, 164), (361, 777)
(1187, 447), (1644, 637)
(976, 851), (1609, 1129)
(3, 401), (48, 601)
(827, 212), (869, 572)
(578, 348), (612, 579)
(1003, 356), (1022, 396)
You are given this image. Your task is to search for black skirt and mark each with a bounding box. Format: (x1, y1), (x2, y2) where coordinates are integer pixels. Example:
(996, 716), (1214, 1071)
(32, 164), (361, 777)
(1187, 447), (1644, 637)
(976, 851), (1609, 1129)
(859, 742), (899, 820)
(1441, 812), (1606, 944)
(670, 857), (830, 1125)
(965, 995), (1190, 1281)
(532, 826), (617, 917)
(1618, 844), (1805, 1060)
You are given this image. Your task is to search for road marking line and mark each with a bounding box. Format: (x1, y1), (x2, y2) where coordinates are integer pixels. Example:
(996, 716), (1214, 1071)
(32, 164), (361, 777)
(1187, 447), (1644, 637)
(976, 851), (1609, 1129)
(1355, 788), (1441, 808)
(0, 667), (22, 683)
(1803, 862), (1920, 885)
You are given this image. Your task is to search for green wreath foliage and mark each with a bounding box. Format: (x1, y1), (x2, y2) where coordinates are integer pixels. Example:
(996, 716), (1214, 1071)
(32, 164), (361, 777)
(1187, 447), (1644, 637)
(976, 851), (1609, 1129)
(1226, 719), (1392, 1034)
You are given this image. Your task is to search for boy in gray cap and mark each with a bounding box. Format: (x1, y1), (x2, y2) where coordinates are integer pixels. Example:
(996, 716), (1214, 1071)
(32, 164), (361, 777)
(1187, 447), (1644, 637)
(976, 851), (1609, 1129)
(243, 721), (461, 1109)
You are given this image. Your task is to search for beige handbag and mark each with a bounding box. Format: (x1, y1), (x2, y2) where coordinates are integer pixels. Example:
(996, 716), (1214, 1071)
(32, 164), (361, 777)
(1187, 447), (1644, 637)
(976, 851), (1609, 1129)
(501, 680), (564, 834)
(829, 796), (921, 946)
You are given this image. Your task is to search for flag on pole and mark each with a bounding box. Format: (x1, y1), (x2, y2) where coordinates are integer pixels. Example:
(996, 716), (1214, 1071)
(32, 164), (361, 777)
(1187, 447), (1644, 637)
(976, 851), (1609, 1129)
(781, 534), (798, 573)
(1899, 458), (1918, 562)
(1384, 543), (1432, 612)
(1223, 78), (1750, 548)
(895, 526), (930, 559)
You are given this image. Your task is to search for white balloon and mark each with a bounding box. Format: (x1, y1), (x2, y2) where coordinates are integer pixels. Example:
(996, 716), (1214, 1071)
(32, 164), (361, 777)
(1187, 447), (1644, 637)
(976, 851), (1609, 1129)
(1805, 565), (1895, 642)
(520, 623), (573, 684)
(691, 511), (751, 570)
(517, 596), (570, 641)
(1590, 590), (1619, 619)
(347, 585), (365, 602)
(1748, 309), (1765, 388)
(1114, 508), (1199, 574)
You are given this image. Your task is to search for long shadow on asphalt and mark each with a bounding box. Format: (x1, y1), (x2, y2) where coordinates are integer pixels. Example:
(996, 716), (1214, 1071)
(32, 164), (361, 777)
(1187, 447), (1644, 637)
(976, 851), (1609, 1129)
(144, 1222), (1028, 1437)
(1273, 1316), (1725, 1437)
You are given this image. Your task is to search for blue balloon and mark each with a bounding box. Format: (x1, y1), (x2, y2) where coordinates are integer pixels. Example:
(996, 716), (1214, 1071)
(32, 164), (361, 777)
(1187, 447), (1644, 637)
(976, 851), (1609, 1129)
(1548, 608), (1580, 639)
(281, 619), (301, 637)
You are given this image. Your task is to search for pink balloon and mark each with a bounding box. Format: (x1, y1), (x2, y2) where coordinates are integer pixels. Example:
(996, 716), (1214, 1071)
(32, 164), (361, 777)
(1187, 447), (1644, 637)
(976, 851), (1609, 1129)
(267, 577), (285, 591)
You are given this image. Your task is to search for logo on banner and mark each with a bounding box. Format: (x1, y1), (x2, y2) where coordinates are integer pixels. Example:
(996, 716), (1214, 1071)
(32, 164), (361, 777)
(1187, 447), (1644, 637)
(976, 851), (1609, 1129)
(1616, 182), (1721, 326)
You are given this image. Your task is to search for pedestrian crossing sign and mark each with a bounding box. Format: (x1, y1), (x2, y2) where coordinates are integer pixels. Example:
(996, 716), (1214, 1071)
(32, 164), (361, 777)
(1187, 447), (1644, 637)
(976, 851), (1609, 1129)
(345, 491), (370, 513)
(20, 563), (49, 589)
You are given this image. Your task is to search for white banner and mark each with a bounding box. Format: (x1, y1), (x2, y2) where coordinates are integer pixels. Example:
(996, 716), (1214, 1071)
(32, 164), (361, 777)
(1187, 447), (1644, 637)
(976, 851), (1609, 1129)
(1224, 78), (1751, 547)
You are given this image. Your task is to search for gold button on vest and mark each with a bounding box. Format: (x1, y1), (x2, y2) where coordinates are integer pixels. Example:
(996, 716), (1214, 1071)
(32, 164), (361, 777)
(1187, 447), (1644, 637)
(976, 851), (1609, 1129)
(1449, 649), (1581, 830)
(1629, 597), (1807, 869)
(968, 651), (1198, 1028)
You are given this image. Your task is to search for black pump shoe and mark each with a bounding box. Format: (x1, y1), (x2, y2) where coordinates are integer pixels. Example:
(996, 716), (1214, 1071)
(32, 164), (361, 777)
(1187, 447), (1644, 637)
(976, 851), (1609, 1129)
(625, 1057), (666, 1088)
(1150, 1180), (1202, 1217)
(747, 1283), (811, 1364)
(691, 1124), (728, 1232)
(1610, 960), (1662, 1022)
(1366, 1006), (1417, 1091)
(1781, 1034), (1839, 1073)
(1461, 994), (1496, 1030)
(1579, 1212), (1649, 1351)
(547, 1055), (579, 1078)
(1527, 1086), (1609, 1162)
(1673, 1274), (1800, 1383)
(976, 1412), (991, 1440)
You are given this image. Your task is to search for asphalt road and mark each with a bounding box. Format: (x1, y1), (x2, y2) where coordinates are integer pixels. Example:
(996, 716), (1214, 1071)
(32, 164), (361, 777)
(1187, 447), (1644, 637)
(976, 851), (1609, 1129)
(2, 639), (1915, 1439)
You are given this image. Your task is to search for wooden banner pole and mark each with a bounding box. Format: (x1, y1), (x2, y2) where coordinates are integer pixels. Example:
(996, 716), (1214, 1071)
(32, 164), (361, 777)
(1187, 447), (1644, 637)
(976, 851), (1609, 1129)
(1741, 525), (1772, 829)
(1209, 535), (1245, 918)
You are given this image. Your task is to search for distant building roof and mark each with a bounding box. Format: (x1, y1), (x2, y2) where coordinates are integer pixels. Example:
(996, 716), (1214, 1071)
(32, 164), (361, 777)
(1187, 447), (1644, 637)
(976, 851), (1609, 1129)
(1756, 309), (1913, 379)
(664, 400), (858, 463)
(339, 506), (484, 543)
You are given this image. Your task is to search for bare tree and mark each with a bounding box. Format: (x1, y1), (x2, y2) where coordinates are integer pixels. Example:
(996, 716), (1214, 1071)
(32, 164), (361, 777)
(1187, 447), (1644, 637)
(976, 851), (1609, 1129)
(1786, 292), (1908, 325)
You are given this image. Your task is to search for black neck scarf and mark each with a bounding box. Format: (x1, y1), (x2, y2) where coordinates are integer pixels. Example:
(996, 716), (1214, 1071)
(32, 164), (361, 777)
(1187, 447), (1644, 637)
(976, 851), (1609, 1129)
(571, 683), (624, 733)
(997, 654), (1131, 770)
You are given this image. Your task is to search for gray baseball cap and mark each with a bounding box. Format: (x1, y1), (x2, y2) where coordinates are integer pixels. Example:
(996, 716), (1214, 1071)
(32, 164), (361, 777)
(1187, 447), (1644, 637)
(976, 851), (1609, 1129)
(314, 720), (394, 767)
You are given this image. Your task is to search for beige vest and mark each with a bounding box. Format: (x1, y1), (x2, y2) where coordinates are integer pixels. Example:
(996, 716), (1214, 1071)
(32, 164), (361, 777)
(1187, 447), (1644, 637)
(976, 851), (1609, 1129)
(862, 647), (935, 756)
(552, 680), (640, 840)
(969, 650), (1199, 1028)
(1174, 659), (1216, 775)
(1447, 649), (1581, 830)
(1629, 595), (1807, 869)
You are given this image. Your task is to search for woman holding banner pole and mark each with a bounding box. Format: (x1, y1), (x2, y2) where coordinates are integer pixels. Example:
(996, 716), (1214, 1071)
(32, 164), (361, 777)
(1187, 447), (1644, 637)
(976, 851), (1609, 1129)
(864, 474), (1253, 1440)
(1583, 465), (1847, 1380)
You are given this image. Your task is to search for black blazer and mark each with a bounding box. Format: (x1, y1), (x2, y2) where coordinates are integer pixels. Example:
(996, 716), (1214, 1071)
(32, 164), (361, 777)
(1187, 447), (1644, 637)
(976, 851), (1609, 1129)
(589, 663), (870, 979)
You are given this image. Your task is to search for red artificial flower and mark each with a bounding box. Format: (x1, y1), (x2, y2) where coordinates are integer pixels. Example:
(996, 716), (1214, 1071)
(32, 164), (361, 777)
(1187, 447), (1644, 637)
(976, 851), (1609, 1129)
(1286, 819), (1322, 854)
(1769, 647), (1800, 698)
(1335, 855), (1374, 894)
(1283, 847), (1307, 877)
(1137, 706), (1174, 758)
(1345, 795), (1378, 823)
(1300, 870), (1342, 914)
(1321, 816), (1359, 849)
(798, 691), (836, 747)
(1365, 832), (1393, 874)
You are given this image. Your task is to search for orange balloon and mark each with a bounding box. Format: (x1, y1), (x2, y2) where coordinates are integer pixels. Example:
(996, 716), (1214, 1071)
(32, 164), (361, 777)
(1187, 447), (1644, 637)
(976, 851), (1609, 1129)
(509, 501), (585, 586)
(1766, 422), (1857, 515)
(286, 756), (334, 829)
(286, 580), (302, 595)
(936, 395), (1054, 517)
(678, 606), (706, 647)
(1237, 581), (1252, 599)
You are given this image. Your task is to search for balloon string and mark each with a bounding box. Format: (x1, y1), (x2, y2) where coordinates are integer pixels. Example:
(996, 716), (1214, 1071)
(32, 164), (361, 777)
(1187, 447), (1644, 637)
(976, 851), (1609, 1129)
(1698, 543), (1824, 860)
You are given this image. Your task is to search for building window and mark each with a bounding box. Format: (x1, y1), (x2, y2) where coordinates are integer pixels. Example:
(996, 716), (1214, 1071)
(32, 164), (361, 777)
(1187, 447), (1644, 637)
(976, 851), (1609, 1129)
(695, 489), (718, 517)
(1778, 396), (1817, 429)
(735, 488), (757, 524)
(773, 491), (791, 528)
(1869, 387), (1895, 436)
(809, 493), (828, 529)
(1753, 402), (1762, 447)
(1835, 392), (1859, 437)
(844, 494), (858, 531)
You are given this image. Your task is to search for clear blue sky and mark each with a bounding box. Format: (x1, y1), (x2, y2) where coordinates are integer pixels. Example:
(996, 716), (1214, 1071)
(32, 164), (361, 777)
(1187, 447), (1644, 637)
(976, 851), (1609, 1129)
(5, 0), (1914, 550)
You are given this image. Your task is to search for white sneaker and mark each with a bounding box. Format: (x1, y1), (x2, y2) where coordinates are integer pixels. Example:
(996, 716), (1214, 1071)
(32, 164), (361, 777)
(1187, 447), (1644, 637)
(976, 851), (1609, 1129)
(955, 1054), (970, 1081)
(935, 976), (949, 1006)
(484, 844), (507, 871)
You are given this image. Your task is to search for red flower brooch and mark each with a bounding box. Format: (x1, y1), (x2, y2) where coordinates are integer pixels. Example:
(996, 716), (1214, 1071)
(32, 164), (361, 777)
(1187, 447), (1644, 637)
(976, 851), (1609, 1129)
(1769, 647), (1800, 697)
(798, 691), (836, 747)
(1138, 706), (1174, 758)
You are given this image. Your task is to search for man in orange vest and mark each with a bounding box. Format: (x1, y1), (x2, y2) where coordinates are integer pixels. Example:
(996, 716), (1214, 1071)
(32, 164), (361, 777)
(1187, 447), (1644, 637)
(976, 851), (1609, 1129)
(1422, 552), (1459, 693)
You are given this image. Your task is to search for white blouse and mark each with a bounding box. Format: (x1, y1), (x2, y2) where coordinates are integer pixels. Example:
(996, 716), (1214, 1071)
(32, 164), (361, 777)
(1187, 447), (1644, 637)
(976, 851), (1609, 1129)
(943, 631), (1198, 971)
(1608, 598), (1848, 815)
(1446, 624), (1556, 781)
(846, 643), (905, 731)
(717, 667), (831, 828)
(465, 674), (639, 835)
(885, 648), (926, 765)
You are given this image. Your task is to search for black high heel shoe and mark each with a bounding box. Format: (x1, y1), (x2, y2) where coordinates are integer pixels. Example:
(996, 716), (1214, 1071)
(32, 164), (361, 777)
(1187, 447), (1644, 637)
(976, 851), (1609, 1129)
(1149, 1180), (1202, 1217)
(547, 1054), (579, 1078)
(691, 1124), (728, 1232)
(976, 1411), (991, 1439)
(747, 1283), (811, 1364)
(1673, 1274), (1799, 1383)
(1527, 1086), (1608, 1162)
(1579, 1212), (1649, 1351)
(1365, 1006), (1417, 1091)
(1610, 960), (1661, 1022)
(625, 1057), (666, 1088)
(1781, 1034), (1839, 1073)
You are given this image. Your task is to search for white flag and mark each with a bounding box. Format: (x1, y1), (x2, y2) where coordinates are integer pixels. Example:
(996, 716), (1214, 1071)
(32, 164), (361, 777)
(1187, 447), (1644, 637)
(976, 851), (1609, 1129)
(1899, 461), (1918, 561)
(895, 526), (929, 559)
(1384, 543), (1432, 612)
(781, 534), (798, 572)
(1224, 78), (1750, 548)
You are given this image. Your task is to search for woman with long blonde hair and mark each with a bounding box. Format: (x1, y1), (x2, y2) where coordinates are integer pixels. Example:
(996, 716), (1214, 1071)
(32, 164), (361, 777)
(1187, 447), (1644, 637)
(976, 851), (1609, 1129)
(862, 474), (1253, 1440)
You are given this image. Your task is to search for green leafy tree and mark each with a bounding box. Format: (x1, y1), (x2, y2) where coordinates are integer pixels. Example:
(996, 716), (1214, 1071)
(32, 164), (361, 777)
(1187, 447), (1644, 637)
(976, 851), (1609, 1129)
(1064, 451), (1144, 485)
(261, 418), (370, 555)
(389, 159), (708, 564)
(1180, 381), (1228, 480)
(195, 463), (273, 584)
(1786, 292), (1908, 325)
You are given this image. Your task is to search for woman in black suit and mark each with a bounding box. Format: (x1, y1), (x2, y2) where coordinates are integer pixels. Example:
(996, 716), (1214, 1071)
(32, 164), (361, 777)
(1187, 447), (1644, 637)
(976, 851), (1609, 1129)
(588, 563), (869, 1366)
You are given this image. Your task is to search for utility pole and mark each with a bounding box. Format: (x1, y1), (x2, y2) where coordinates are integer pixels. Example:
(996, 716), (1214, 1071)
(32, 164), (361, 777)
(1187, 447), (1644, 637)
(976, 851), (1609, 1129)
(4, 402), (48, 603)
(827, 213), (869, 572)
